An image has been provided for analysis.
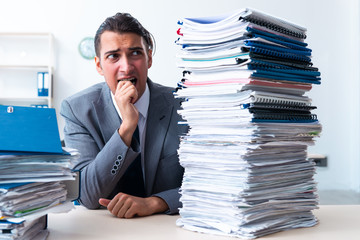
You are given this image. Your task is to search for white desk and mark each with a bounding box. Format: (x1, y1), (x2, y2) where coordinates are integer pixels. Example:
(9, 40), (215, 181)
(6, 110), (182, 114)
(47, 205), (360, 240)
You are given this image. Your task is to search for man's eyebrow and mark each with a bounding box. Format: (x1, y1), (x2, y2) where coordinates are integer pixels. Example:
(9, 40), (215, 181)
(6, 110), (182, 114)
(104, 46), (144, 55)
(104, 48), (120, 55)
(129, 46), (144, 51)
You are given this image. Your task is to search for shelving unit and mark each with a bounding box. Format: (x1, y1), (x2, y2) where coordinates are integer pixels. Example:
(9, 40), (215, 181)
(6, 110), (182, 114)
(0, 32), (54, 107)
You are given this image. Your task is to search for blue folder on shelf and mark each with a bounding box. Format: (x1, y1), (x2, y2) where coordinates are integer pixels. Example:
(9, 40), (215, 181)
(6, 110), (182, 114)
(0, 105), (63, 154)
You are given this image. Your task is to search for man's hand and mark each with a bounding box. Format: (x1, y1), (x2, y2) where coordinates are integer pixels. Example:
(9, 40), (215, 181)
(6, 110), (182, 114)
(99, 193), (168, 218)
(115, 80), (139, 146)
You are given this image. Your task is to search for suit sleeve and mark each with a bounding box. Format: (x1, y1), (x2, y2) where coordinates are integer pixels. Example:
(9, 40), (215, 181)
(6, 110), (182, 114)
(60, 99), (140, 209)
(149, 97), (188, 215)
(153, 188), (182, 214)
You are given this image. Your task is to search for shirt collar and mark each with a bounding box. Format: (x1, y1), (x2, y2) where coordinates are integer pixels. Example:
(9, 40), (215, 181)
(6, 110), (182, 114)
(111, 83), (150, 120)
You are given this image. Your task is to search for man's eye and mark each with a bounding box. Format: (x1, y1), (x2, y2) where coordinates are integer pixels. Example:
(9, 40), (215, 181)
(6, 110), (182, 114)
(132, 51), (142, 56)
(107, 54), (119, 59)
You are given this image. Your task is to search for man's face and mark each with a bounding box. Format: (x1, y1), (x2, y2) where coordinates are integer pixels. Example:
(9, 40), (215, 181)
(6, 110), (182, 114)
(95, 31), (152, 99)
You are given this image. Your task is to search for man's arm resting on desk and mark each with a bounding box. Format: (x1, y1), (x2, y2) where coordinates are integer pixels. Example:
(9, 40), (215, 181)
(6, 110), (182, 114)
(99, 194), (168, 218)
(60, 99), (140, 209)
(152, 188), (181, 214)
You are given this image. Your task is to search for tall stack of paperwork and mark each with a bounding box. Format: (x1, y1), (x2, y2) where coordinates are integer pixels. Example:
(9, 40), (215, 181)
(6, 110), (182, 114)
(0, 106), (79, 240)
(174, 8), (321, 239)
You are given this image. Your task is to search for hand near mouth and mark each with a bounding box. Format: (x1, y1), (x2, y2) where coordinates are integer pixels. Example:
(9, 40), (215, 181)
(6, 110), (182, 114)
(115, 80), (139, 147)
(118, 77), (137, 86)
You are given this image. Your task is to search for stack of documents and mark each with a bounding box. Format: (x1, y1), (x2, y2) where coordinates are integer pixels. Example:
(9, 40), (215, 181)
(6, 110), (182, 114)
(0, 106), (79, 240)
(174, 8), (321, 239)
(176, 8), (320, 87)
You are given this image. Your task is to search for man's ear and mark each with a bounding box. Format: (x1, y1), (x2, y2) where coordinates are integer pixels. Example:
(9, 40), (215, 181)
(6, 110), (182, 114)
(95, 56), (104, 75)
(147, 49), (153, 69)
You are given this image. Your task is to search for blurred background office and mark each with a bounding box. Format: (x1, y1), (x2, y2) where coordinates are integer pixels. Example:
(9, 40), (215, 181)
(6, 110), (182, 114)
(0, 0), (359, 204)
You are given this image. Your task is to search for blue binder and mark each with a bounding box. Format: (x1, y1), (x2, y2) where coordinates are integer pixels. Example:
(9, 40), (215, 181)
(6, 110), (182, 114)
(0, 105), (63, 154)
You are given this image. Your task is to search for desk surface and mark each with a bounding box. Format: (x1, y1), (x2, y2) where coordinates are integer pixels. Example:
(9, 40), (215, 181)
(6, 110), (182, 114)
(47, 205), (360, 240)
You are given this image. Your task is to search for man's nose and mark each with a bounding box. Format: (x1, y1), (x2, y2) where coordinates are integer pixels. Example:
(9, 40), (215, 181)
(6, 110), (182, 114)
(118, 56), (133, 74)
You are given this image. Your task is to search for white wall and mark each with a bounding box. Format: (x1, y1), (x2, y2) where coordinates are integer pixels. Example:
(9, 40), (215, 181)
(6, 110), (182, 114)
(0, 0), (359, 192)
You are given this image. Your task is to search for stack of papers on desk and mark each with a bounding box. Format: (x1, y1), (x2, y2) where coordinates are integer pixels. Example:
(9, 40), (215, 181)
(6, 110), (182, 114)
(0, 148), (78, 184)
(0, 106), (79, 240)
(175, 8), (321, 239)
(0, 214), (48, 240)
(176, 8), (320, 86)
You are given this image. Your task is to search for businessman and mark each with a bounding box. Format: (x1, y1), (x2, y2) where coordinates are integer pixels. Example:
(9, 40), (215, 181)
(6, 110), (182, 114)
(60, 13), (186, 218)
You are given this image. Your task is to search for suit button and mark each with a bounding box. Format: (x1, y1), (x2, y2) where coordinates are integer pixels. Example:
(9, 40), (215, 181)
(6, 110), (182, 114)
(117, 155), (122, 161)
(111, 169), (116, 175)
(115, 160), (121, 166)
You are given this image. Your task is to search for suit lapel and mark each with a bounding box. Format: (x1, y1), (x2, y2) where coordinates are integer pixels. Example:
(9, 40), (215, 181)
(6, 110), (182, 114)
(92, 83), (121, 144)
(91, 81), (173, 195)
(144, 80), (173, 195)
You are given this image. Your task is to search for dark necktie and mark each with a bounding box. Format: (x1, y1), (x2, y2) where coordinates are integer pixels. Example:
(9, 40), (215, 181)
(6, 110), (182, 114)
(121, 126), (146, 197)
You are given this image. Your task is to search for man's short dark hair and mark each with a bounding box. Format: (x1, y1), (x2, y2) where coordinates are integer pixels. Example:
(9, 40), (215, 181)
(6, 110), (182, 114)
(94, 13), (154, 57)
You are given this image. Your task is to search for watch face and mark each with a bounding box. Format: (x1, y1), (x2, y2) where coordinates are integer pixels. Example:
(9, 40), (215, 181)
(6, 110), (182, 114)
(78, 37), (96, 59)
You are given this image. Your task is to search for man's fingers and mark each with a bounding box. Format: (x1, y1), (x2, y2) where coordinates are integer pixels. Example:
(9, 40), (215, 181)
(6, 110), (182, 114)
(116, 80), (134, 92)
(124, 203), (138, 219)
(106, 193), (122, 211)
(116, 80), (128, 89)
(115, 81), (138, 104)
(99, 198), (111, 207)
(103, 193), (141, 218)
(106, 193), (131, 218)
(116, 198), (133, 218)
(111, 198), (126, 217)
(102, 194), (161, 218)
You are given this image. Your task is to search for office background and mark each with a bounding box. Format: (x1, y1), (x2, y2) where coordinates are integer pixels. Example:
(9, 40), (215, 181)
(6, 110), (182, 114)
(0, 0), (359, 198)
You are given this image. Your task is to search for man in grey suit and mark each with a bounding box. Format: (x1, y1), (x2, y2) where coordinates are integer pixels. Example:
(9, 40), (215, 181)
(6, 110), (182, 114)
(60, 13), (186, 218)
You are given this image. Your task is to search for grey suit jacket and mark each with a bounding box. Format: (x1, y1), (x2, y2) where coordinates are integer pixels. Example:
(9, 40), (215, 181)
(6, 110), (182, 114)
(60, 79), (186, 214)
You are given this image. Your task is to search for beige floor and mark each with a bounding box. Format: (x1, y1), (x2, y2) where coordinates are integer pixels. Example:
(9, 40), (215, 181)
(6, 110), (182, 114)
(318, 190), (360, 205)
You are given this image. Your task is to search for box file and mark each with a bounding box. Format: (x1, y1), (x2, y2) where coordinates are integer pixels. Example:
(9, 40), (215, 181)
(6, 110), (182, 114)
(37, 72), (49, 97)
(0, 105), (63, 154)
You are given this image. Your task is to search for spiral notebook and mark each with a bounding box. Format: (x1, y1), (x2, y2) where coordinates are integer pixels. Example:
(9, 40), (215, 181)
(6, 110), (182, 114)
(176, 8), (320, 86)
(246, 92), (317, 122)
(177, 90), (317, 123)
(178, 8), (306, 40)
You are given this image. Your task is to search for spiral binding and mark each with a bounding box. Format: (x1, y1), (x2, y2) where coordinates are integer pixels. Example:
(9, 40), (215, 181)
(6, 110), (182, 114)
(244, 46), (311, 63)
(240, 16), (307, 39)
(252, 113), (317, 122)
(250, 95), (310, 106)
(245, 41), (311, 56)
(249, 53), (316, 70)
(248, 60), (298, 71)
(250, 34), (310, 51)
(248, 103), (317, 111)
(247, 61), (320, 77)
(247, 107), (315, 116)
(246, 26), (308, 47)
(249, 60), (317, 72)
(249, 52), (313, 66)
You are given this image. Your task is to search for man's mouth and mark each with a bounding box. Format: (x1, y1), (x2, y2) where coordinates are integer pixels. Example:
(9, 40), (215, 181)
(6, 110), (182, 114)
(118, 78), (137, 85)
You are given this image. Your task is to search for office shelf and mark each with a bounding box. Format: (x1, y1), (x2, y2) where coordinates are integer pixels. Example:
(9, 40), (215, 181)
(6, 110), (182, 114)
(0, 32), (54, 107)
